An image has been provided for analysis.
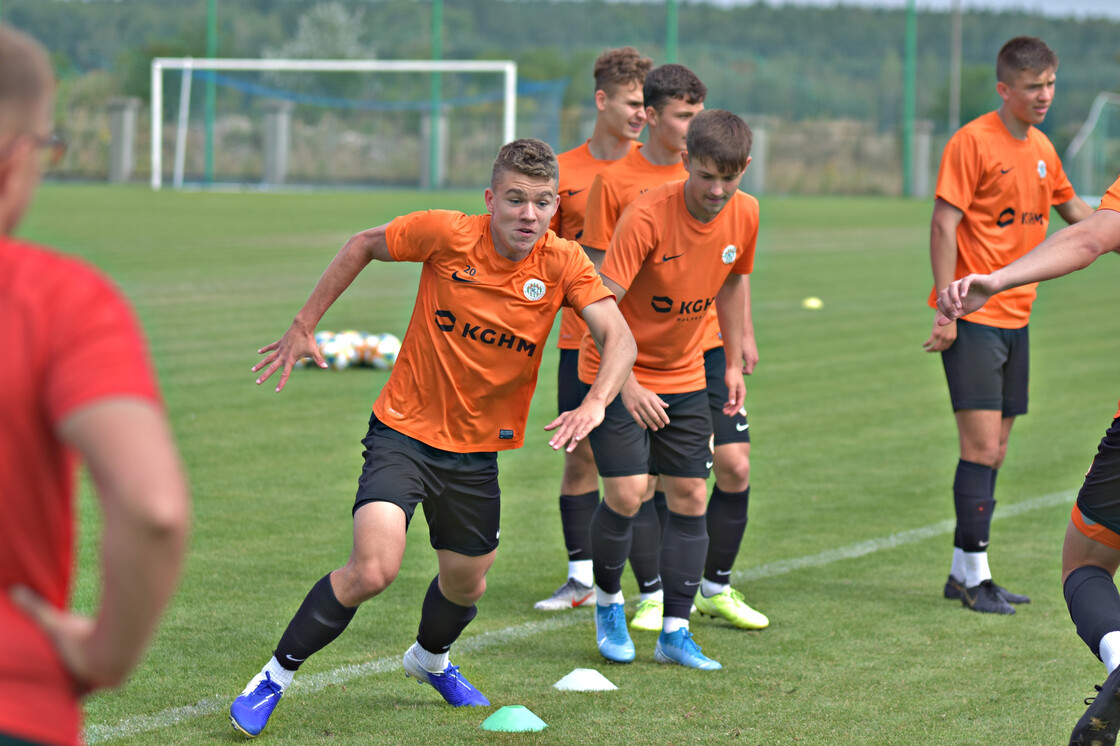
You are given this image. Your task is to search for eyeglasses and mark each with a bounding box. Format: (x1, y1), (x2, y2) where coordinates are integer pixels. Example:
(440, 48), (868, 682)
(0, 129), (67, 167)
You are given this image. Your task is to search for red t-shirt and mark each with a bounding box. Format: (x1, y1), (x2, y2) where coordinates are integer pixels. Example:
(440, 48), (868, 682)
(376, 210), (612, 451)
(580, 181), (758, 393)
(550, 140), (639, 350)
(0, 237), (160, 746)
(930, 111), (1075, 328)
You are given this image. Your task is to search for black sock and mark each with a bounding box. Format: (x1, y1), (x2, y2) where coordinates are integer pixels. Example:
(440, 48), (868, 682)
(416, 576), (477, 654)
(559, 491), (599, 563)
(660, 511), (708, 620)
(274, 573), (357, 670)
(1064, 565), (1120, 660)
(590, 501), (633, 595)
(704, 485), (749, 584)
(628, 499), (663, 594)
(953, 459), (995, 552)
(652, 490), (669, 534)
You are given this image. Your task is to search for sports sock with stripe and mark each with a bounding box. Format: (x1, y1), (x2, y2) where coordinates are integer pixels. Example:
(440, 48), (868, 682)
(590, 500), (634, 595)
(559, 490), (599, 564)
(704, 485), (749, 584)
(659, 511), (709, 620)
(628, 499), (664, 596)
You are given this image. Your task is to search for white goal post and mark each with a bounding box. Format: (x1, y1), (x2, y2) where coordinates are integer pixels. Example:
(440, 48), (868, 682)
(149, 57), (519, 190)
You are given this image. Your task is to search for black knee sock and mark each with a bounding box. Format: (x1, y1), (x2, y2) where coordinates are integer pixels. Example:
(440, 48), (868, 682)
(416, 576), (477, 654)
(953, 459), (995, 552)
(652, 490), (669, 534)
(704, 485), (749, 584)
(1064, 565), (1120, 660)
(559, 490), (599, 563)
(660, 511), (708, 620)
(628, 500), (663, 594)
(274, 573), (357, 670)
(590, 501), (633, 596)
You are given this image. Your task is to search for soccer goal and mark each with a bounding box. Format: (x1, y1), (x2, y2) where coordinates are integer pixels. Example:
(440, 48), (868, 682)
(149, 57), (519, 190)
(1063, 91), (1120, 200)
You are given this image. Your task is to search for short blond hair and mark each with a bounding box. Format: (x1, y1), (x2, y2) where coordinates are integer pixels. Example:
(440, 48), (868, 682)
(490, 138), (558, 189)
(0, 24), (53, 138)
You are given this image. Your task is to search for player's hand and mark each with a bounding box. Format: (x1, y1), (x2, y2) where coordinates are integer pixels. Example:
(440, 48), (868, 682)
(10, 585), (101, 694)
(921, 312), (957, 352)
(741, 336), (759, 375)
(252, 321), (326, 392)
(545, 402), (605, 453)
(620, 378), (669, 431)
(723, 367), (746, 416)
(937, 273), (996, 322)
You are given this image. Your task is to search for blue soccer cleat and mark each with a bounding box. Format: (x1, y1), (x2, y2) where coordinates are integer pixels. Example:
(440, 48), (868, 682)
(402, 644), (490, 707)
(595, 602), (636, 663)
(230, 671), (284, 738)
(654, 628), (722, 670)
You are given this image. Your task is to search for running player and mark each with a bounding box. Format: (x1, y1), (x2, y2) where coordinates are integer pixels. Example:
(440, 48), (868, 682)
(922, 36), (1093, 614)
(581, 109), (758, 669)
(935, 174), (1120, 745)
(229, 139), (635, 737)
(535, 46), (652, 612)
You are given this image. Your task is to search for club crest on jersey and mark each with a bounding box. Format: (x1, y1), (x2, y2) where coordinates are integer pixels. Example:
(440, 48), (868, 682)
(523, 279), (546, 301)
(1037, 160), (1046, 178)
(721, 245), (737, 265)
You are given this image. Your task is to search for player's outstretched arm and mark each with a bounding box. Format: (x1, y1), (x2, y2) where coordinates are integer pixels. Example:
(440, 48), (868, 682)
(253, 223), (392, 391)
(546, 295), (637, 451)
(715, 273), (747, 415)
(937, 207), (1120, 322)
(12, 398), (190, 693)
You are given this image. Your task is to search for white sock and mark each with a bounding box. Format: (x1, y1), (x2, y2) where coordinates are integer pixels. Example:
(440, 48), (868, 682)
(595, 586), (624, 606)
(701, 579), (729, 598)
(410, 642), (450, 673)
(663, 616), (689, 634)
(962, 551), (991, 588)
(639, 589), (663, 603)
(242, 656), (294, 695)
(949, 547), (966, 582)
(568, 560), (593, 587)
(1101, 632), (1120, 674)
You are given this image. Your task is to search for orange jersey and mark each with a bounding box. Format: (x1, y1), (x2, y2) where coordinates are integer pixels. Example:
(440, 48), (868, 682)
(930, 111), (1075, 328)
(1099, 176), (1120, 419)
(581, 148), (689, 252)
(580, 181), (758, 393)
(551, 140), (640, 350)
(376, 210), (612, 452)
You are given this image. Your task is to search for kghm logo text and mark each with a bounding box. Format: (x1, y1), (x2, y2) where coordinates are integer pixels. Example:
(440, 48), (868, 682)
(996, 208), (1046, 229)
(650, 295), (716, 319)
(433, 310), (537, 357)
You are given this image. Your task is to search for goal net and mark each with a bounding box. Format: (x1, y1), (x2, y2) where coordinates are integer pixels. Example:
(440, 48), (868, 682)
(149, 58), (563, 190)
(1063, 92), (1120, 201)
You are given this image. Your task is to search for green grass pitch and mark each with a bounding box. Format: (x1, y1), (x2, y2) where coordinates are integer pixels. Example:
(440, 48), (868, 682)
(18, 184), (1120, 745)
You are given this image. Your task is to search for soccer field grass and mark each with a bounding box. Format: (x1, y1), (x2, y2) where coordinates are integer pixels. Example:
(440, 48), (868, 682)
(19, 184), (1120, 745)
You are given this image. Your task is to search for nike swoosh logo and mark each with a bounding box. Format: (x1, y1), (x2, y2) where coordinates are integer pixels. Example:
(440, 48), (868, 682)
(571, 593), (593, 607)
(716, 570), (731, 576)
(705, 460), (714, 469)
(736, 422), (749, 432)
(605, 563), (626, 570)
(568, 548), (582, 557)
(1001, 167), (1014, 174)
(563, 188), (586, 197)
(978, 540), (989, 548)
(684, 580), (701, 587)
(451, 270), (479, 283)
(285, 655), (306, 663)
(662, 253), (684, 262)
(640, 580), (659, 588)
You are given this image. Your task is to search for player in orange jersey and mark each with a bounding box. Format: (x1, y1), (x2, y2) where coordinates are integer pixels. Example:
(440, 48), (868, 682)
(923, 36), (1094, 614)
(580, 110), (758, 669)
(0, 25), (190, 746)
(936, 174), (1120, 746)
(535, 46), (652, 612)
(229, 139), (635, 737)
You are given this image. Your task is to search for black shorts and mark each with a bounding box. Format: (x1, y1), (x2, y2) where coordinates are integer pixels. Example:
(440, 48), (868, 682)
(353, 414), (501, 556)
(940, 319), (1029, 416)
(705, 346), (750, 446)
(1075, 417), (1120, 542)
(557, 348), (584, 414)
(585, 385), (713, 479)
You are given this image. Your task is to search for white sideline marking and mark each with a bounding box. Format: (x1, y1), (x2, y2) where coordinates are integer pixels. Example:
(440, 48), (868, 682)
(85, 488), (1075, 743)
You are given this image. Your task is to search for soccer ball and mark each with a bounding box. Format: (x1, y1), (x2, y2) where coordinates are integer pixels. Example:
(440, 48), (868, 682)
(370, 332), (401, 370)
(320, 336), (357, 370)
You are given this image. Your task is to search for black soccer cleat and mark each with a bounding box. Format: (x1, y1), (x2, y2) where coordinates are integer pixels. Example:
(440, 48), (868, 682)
(945, 575), (1030, 604)
(1070, 665), (1120, 745)
(960, 579), (1015, 615)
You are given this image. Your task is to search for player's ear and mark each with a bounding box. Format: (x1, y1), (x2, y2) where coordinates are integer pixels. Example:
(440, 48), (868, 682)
(594, 88), (608, 113)
(680, 150), (690, 172)
(483, 187), (495, 214)
(995, 79), (1010, 103)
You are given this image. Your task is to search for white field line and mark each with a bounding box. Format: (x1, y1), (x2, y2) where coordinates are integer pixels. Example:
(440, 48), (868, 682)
(85, 488), (1075, 743)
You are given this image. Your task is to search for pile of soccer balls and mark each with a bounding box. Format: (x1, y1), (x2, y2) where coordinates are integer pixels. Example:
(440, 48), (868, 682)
(299, 330), (401, 371)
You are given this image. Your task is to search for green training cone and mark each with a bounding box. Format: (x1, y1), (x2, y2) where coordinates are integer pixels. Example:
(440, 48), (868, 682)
(479, 705), (548, 732)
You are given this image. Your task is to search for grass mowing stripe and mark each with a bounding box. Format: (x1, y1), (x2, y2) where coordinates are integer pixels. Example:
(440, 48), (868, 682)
(84, 489), (1074, 743)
